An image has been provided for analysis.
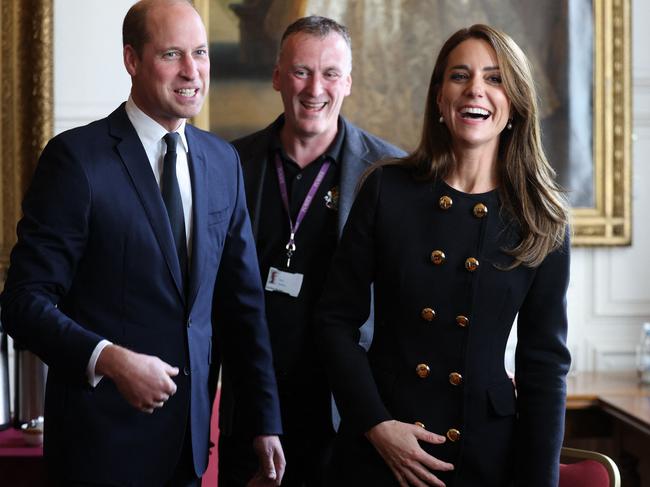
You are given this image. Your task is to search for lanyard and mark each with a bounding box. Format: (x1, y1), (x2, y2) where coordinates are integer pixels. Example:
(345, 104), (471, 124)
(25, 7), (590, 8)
(274, 153), (331, 268)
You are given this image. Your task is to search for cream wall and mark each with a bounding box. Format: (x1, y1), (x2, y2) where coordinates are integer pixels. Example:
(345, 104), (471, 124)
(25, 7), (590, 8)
(53, 0), (132, 133)
(50, 0), (649, 373)
(567, 0), (650, 370)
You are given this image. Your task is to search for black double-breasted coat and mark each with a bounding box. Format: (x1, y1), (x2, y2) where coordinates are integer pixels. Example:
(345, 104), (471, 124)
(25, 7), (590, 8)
(316, 165), (571, 487)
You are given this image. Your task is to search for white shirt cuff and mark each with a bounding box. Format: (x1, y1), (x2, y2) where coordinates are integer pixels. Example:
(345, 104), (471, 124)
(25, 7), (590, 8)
(87, 339), (112, 387)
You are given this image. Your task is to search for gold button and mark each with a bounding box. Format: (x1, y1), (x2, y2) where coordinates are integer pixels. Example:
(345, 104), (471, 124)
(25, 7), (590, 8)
(447, 428), (461, 442)
(421, 308), (436, 322)
(473, 203), (488, 218)
(455, 315), (469, 328)
(449, 372), (463, 386)
(416, 363), (430, 378)
(414, 421), (426, 429)
(431, 250), (446, 265)
(465, 257), (479, 272)
(439, 195), (453, 210)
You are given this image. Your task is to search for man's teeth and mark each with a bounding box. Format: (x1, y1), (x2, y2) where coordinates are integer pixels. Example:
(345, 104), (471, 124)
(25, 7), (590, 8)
(302, 101), (327, 110)
(176, 89), (196, 97)
(460, 107), (490, 119)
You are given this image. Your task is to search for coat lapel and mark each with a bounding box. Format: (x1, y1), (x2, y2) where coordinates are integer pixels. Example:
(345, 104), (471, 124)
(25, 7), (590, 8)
(241, 149), (267, 242)
(185, 127), (207, 310)
(237, 120), (279, 241)
(108, 105), (186, 302)
(338, 118), (372, 235)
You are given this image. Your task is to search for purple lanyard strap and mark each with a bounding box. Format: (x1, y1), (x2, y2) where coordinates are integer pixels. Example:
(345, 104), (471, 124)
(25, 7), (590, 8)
(274, 153), (331, 267)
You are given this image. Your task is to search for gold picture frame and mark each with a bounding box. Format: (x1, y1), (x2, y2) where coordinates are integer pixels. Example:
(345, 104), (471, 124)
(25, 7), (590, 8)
(575, 0), (631, 245)
(197, 0), (631, 246)
(0, 0), (54, 276)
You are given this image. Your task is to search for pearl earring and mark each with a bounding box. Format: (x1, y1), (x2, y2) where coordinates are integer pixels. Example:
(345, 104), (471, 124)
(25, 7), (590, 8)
(507, 120), (513, 130)
(439, 116), (444, 123)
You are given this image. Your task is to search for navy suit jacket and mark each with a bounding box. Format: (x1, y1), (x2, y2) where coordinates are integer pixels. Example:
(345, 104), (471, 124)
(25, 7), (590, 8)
(1, 104), (281, 486)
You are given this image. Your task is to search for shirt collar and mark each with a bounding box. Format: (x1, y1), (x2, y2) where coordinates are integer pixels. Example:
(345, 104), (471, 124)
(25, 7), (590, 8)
(271, 115), (345, 166)
(125, 96), (189, 153)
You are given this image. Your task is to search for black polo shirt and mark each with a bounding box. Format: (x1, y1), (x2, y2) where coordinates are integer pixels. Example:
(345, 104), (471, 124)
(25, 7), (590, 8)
(256, 120), (344, 382)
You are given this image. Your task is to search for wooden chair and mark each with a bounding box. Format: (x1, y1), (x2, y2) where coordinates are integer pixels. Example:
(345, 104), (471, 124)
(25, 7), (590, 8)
(559, 447), (621, 487)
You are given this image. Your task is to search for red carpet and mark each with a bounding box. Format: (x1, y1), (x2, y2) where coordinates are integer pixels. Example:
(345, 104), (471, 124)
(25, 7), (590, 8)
(202, 389), (220, 486)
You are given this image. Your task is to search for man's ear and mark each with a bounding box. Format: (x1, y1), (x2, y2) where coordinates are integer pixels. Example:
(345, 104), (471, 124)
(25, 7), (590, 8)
(344, 74), (352, 97)
(272, 65), (281, 92)
(123, 45), (139, 77)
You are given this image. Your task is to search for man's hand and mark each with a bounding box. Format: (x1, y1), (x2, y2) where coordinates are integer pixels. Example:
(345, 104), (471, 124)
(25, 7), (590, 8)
(366, 420), (454, 487)
(246, 435), (286, 487)
(96, 345), (179, 413)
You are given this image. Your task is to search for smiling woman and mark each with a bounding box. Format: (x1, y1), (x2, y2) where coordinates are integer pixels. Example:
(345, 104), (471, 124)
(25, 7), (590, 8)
(436, 38), (511, 159)
(314, 24), (572, 487)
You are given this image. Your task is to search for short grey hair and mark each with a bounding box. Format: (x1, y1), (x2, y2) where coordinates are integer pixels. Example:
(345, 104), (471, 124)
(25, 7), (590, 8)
(277, 15), (352, 64)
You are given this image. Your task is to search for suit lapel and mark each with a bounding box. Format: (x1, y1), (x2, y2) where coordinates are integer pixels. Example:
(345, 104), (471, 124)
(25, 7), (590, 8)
(238, 120), (280, 242)
(185, 127), (207, 310)
(338, 118), (372, 235)
(241, 149), (267, 242)
(109, 106), (186, 302)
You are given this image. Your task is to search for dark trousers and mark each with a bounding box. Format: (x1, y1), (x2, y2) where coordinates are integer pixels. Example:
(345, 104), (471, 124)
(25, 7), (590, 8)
(166, 416), (201, 487)
(218, 429), (334, 487)
(219, 376), (335, 487)
(51, 428), (200, 487)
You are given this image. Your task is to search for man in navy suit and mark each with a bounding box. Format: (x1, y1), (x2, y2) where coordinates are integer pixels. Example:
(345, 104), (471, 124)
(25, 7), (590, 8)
(218, 16), (405, 487)
(0, 1), (284, 485)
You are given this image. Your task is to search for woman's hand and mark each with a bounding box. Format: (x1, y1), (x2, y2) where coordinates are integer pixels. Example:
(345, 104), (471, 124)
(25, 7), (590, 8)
(366, 420), (454, 487)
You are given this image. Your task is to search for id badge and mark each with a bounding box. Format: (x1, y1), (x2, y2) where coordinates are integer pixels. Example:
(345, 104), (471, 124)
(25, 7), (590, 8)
(265, 266), (304, 297)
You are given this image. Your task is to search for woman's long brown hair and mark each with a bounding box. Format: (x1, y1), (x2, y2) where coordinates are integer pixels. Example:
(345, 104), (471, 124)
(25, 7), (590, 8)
(365, 24), (569, 268)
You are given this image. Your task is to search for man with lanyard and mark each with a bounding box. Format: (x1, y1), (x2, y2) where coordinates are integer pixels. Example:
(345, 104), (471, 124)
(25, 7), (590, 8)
(218, 15), (405, 487)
